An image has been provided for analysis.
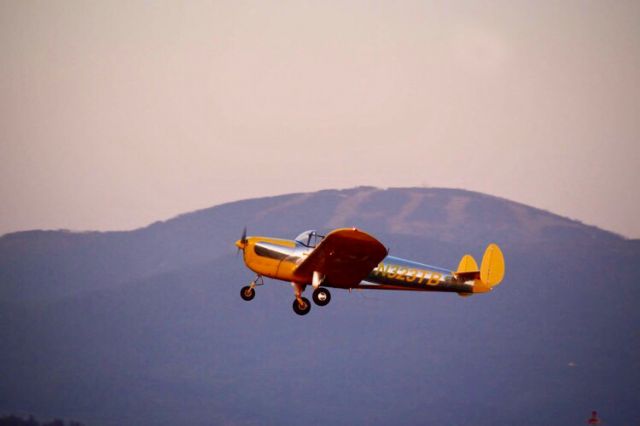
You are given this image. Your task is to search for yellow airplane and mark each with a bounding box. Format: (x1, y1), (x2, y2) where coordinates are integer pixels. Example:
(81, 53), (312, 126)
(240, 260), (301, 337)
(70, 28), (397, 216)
(235, 228), (505, 316)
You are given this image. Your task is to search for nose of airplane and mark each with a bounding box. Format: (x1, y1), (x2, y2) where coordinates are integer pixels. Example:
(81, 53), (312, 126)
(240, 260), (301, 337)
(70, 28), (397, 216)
(236, 227), (248, 250)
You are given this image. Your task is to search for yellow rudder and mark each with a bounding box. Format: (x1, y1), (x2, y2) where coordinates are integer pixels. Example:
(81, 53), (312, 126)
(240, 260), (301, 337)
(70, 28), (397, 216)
(456, 254), (479, 274)
(479, 243), (505, 288)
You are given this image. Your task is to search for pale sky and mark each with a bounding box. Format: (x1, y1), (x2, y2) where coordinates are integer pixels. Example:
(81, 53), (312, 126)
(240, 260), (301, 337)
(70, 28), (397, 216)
(1, 1), (639, 237)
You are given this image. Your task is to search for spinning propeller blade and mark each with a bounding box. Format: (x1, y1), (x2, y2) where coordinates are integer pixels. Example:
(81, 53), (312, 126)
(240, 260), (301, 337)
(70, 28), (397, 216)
(236, 227), (248, 256)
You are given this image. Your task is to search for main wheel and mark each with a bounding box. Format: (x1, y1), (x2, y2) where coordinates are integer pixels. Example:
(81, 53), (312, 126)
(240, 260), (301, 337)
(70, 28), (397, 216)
(312, 287), (331, 306)
(240, 286), (255, 301)
(292, 297), (311, 316)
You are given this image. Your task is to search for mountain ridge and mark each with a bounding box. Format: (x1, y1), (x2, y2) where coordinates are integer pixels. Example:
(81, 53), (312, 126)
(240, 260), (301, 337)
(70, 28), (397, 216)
(1, 186), (626, 240)
(0, 187), (628, 304)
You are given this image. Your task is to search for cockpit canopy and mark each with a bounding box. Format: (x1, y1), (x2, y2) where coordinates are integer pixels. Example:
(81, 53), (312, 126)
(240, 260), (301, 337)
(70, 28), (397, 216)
(294, 230), (325, 248)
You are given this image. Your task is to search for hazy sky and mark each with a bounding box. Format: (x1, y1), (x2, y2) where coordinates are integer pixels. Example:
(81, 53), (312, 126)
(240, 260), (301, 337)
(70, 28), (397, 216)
(1, 1), (639, 237)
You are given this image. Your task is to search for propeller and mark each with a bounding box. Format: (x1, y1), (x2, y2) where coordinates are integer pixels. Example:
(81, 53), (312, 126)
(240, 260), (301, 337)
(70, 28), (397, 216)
(235, 226), (248, 256)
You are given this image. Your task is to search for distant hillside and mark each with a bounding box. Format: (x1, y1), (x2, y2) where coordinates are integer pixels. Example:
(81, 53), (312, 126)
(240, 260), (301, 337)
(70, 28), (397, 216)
(1, 187), (638, 425)
(0, 187), (625, 303)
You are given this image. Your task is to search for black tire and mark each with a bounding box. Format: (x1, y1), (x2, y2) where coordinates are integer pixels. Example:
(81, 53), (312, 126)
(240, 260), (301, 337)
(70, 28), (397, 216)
(240, 286), (255, 301)
(292, 297), (311, 316)
(312, 287), (331, 306)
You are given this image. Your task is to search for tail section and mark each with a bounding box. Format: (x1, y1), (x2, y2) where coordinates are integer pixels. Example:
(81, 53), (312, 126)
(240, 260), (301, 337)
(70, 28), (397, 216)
(474, 243), (505, 293)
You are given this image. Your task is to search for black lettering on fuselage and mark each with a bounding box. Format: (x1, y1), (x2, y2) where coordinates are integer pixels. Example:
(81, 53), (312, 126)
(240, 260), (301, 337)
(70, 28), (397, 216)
(372, 262), (443, 287)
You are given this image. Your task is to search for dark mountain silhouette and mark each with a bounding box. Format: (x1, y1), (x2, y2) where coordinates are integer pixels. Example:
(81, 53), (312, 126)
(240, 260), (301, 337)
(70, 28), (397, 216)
(1, 187), (638, 425)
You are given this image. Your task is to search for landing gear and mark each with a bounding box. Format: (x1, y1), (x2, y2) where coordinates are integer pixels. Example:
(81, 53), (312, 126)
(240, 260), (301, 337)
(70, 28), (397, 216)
(293, 297), (311, 316)
(240, 286), (255, 301)
(240, 275), (263, 302)
(240, 278), (330, 315)
(291, 282), (311, 316)
(312, 287), (331, 306)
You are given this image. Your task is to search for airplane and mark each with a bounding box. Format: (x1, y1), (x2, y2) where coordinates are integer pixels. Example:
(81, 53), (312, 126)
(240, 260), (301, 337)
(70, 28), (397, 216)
(235, 227), (505, 316)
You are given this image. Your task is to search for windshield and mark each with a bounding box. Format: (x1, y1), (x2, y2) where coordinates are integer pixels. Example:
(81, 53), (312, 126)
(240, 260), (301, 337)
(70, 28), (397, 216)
(294, 230), (324, 248)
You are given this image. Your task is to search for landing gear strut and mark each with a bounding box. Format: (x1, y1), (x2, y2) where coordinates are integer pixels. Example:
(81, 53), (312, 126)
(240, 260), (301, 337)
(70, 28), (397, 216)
(312, 287), (331, 306)
(240, 275), (263, 302)
(291, 282), (311, 316)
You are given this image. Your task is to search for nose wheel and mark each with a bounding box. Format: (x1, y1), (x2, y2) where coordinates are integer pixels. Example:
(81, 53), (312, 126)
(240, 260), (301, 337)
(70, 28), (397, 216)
(240, 275), (263, 302)
(312, 287), (331, 306)
(240, 286), (255, 301)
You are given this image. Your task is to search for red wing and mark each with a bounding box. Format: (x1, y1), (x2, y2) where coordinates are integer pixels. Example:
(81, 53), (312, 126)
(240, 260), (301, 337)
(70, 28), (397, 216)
(294, 228), (388, 287)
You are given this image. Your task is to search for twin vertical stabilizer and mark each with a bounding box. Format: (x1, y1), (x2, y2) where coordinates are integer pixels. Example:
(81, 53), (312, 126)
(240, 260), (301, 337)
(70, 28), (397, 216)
(455, 243), (505, 294)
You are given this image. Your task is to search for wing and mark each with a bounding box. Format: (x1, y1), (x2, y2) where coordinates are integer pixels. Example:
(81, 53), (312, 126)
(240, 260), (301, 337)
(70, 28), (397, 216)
(294, 228), (388, 287)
